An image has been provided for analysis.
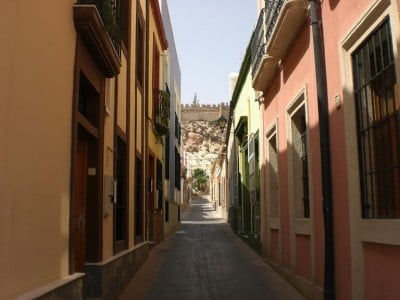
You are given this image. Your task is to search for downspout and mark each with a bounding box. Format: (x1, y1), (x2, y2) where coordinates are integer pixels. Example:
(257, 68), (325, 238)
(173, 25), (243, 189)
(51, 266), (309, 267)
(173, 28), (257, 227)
(144, 0), (150, 240)
(308, 1), (335, 299)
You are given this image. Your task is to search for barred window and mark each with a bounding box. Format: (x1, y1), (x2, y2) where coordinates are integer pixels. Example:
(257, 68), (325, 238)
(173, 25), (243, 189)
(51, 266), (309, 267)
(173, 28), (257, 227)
(291, 106), (310, 218)
(352, 18), (400, 218)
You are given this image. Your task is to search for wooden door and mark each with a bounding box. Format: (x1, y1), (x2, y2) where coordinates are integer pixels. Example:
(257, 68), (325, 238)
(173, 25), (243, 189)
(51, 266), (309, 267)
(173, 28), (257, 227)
(72, 136), (88, 272)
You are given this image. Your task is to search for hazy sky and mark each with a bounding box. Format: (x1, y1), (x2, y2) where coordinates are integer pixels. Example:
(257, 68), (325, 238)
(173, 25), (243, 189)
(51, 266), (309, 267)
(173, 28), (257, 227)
(167, 1), (257, 104)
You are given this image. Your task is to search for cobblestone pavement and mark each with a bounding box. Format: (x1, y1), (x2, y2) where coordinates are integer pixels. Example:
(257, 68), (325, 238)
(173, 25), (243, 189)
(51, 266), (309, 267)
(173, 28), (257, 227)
(119, 196), (304, 300)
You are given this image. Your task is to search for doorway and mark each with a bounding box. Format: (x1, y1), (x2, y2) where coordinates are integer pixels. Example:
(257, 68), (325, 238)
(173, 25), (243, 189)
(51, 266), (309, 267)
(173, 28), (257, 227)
(70, 50), (104, 273)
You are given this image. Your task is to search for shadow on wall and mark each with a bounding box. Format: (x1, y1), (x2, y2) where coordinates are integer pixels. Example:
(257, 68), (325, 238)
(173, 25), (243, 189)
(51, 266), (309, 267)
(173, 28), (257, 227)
(329, 0), (340, 10)
(283, 23), (311, 84)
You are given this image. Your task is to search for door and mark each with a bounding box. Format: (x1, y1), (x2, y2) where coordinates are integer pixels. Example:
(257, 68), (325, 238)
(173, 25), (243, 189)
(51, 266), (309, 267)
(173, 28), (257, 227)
(72, 135), (88, 272)
(149, 155), (155, 212)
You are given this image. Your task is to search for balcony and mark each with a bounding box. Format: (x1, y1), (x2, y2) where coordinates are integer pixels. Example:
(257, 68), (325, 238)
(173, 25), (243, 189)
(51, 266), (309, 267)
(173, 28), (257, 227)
(153, 86), (170, 136)
(73, 0), (121, 77)
(251, 0), (308, 91)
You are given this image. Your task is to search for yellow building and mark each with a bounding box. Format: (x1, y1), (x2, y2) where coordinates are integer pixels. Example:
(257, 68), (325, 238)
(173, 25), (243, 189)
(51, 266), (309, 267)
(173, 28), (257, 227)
(0, 0), (169, 298)
(226, 39), (262, 248)
(145, 0), (169, 244)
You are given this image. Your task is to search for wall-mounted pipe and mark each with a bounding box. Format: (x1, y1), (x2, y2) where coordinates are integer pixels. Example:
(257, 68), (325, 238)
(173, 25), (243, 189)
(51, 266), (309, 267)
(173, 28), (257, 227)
(308, 1), (335, 299)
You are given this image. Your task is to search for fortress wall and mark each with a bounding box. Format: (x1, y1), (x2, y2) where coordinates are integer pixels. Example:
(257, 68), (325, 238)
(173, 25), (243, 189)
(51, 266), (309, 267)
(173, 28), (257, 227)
(181, 103), (230, 122)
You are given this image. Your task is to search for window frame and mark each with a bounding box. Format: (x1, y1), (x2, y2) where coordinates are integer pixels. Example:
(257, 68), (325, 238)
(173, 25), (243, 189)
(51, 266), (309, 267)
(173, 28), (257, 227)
(352, 17), (400, 219)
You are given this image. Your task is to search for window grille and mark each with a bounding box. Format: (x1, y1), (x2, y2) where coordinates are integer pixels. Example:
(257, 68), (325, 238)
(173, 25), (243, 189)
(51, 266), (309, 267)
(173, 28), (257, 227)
(352, 18), (400, 218)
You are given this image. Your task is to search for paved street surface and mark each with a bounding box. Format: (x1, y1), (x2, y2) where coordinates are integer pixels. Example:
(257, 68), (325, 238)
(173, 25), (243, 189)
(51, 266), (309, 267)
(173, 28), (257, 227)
(120, 196), (304, 300)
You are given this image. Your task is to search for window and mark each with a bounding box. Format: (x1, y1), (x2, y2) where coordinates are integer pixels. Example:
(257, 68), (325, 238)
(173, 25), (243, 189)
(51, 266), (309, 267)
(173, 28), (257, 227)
(115, 136), (127, 250)
(232, 143), (240, 207)
(135, 157), (143, 242)
(268, 132), (279, 217)
(291, 105), (310, 218)
(352, 18), (400, 218)
(78, 73), (100, 128)
(136, 15), (144, 88)
(157, 159), (163, 209)
(175, 148), (181, 190)
(165, 200), (169, 222)
(175, 113), (179, 139)
(165, 135), (170, 179)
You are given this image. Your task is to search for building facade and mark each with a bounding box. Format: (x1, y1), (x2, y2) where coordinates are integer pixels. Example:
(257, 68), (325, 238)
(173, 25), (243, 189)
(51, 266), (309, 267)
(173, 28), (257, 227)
(226, 40), (262, 251)
(247, 0), (400, 298)
(145, 0), (168, 245)
(0, 0), (172, 298)
(160, 0), (183, 236)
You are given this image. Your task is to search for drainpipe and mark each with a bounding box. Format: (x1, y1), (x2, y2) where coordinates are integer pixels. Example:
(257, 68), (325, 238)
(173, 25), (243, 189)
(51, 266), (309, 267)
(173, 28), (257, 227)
(308, 1), (335, 299)
(144, 0), (150, 241)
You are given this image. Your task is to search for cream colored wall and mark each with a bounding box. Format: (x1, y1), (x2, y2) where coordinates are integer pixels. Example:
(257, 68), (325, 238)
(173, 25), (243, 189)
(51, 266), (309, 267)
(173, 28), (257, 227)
(249, 97), (260, 136)
(234, 87), (249, 124)
(0, 0), (76, 298)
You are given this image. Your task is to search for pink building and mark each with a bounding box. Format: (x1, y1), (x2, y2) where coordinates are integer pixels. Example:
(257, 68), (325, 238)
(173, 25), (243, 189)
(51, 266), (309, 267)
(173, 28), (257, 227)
(253, 0), (400, 299)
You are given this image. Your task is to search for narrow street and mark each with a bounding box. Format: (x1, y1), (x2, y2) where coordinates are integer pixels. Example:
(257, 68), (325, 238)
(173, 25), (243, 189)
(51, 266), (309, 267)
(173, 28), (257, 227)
(120, 196), (304, 300)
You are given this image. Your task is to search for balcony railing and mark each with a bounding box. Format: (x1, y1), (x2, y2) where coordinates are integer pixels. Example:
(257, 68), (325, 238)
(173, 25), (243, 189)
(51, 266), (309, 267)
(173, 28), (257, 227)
(251, 0), (308, 90)
(251, 8), (265, 78)
(153, 86), (170, 136)
(265, 0), (284, 45)
(78, 0), (121, 56)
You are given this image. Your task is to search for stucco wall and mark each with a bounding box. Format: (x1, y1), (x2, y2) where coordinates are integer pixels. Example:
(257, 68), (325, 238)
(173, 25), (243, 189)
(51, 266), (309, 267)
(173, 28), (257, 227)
(262, 21), (324, 291)
(322, 0), (400, 298)
(0, 0), (76, 298)
(164, 201), (180, 236)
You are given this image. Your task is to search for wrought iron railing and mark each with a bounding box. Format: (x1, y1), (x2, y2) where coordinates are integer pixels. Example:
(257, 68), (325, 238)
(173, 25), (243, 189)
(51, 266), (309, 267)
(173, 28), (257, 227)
(78, 0), (121, 55)
(265, 0), (284, 43)
(251, 0), (285, 78)
(251, 8), (265, 78)
(153, 85), (170, 136)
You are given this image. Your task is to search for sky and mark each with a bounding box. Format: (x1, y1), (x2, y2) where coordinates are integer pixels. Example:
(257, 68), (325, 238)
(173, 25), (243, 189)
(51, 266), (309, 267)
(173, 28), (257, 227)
(167, 0), (257, 105)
